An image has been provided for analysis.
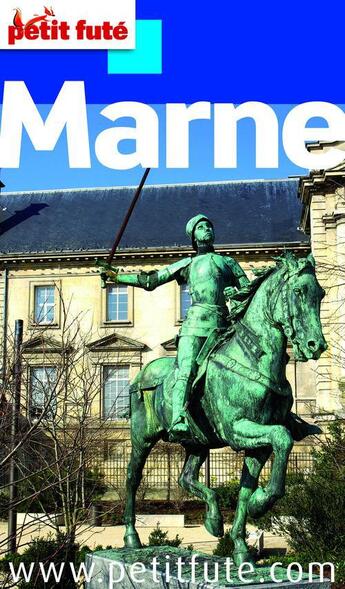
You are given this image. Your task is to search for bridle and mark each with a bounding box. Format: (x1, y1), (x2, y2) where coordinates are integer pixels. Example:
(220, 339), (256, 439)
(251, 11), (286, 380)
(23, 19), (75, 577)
(268, 265), (306, 348)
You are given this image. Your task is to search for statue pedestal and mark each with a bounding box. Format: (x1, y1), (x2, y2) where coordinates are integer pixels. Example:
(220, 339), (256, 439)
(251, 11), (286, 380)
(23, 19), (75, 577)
(85, 547), (331, 589)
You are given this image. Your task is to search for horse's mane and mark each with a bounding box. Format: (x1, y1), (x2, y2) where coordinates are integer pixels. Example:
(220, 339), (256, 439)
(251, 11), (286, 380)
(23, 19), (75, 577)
(227, 251), (315, 325)
(228, 265), (276, 324)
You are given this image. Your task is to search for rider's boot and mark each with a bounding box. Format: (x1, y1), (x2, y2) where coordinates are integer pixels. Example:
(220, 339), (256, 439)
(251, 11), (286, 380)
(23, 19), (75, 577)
(168, 377), (191, 434)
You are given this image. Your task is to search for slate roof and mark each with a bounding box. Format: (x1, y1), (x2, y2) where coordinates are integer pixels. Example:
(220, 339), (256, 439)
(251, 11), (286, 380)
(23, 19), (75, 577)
(0, 179), (308, 255)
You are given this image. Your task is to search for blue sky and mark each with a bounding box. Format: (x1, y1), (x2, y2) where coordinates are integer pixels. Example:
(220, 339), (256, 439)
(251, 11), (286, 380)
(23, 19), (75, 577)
(0, 104), (329, 192)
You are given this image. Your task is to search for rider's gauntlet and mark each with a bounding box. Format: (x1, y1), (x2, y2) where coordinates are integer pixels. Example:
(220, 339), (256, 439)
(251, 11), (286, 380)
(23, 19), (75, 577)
(138, 270), (159, 291)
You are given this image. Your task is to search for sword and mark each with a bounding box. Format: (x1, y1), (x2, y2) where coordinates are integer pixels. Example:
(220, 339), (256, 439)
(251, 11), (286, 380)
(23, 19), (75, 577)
(96, 168), (151, 288)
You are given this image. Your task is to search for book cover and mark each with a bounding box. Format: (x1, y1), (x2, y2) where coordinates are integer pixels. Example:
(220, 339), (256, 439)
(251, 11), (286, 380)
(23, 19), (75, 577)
(0, 1), (344, 587)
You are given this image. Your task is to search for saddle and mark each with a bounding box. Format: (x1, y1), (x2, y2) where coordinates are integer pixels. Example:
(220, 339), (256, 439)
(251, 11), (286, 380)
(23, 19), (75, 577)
(130, 327), (232, 398)
(128, 328), (234, 445)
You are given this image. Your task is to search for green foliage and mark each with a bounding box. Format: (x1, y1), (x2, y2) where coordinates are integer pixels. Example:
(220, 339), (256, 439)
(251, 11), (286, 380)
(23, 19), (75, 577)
(0, 538), (115, 588)
(212, 532), (258, 560)
(262, 553), (344, 585)
(148, 524), (182, 547)
(252, 471), (306, 528)
(215, 480), (240, 511)
(0, 534), (78, 588)
(212, 531), (234, 556)
(76, 544), (92, 568)
(259, 420), (345, 583)
(76, 544), (113, 567)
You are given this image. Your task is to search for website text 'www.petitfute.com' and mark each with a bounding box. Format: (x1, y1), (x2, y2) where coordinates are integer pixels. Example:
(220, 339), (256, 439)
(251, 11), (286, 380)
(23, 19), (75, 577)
(6, 557), (334, 586)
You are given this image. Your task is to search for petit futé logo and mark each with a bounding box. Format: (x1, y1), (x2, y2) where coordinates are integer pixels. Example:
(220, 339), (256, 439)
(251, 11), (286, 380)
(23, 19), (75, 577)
(8, 5), (128, 45)
(8, 5), (62, 45)
(0, 0), (135, 49)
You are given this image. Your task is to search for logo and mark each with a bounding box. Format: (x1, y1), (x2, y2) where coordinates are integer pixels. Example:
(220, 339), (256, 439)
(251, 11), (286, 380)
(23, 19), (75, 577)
(0, 0), (135, 50)
(13, 5), (55, 29)
(9, 6), (58, 45)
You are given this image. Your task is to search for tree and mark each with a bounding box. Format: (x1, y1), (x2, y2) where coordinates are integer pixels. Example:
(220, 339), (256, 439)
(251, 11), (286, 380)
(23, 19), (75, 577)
(0, 291), (138, 570)
(260, 420), (345, 583)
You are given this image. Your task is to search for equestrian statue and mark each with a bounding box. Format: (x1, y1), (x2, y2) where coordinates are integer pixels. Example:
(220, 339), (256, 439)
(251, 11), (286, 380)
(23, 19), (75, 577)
(98, 213), (327, 566)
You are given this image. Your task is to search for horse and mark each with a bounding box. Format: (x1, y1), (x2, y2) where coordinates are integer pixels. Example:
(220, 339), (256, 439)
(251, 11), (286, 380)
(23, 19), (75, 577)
(123, 252), (327, 565)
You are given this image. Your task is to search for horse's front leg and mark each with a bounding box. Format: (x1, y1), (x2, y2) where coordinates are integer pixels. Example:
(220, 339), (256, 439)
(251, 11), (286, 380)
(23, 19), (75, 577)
(231, 418), (293, 518)
(230, 449), (271, 566)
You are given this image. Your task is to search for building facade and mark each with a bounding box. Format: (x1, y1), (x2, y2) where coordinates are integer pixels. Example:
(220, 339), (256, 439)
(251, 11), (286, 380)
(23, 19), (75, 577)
(0, 179), (325, 444)
(299, 143), (345, 418)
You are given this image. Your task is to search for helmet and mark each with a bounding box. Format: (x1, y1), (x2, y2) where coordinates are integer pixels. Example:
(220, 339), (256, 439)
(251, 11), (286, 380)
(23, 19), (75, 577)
(186, 214), (213, 249)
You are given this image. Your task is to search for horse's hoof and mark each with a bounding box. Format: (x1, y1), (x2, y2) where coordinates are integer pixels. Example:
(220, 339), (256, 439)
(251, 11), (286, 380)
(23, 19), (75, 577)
(124, 531), (142, 549)
(233, 550), (255, 567)
(204, 515), (224, 537)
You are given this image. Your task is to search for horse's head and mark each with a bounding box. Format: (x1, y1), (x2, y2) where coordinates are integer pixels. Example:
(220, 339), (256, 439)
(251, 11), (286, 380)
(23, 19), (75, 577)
(272, 252), (327, 361)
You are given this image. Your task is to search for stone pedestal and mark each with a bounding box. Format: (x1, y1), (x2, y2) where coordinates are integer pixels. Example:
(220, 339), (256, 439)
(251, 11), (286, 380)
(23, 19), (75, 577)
(85, 547), (331, 589)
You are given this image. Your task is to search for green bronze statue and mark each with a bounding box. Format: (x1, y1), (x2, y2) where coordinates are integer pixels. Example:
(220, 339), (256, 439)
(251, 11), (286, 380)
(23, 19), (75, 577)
(98, 219), (327, 566)
(101, 214), (249, 434)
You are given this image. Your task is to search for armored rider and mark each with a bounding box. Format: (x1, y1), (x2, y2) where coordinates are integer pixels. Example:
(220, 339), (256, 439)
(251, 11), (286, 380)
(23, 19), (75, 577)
(100, 214), (250, 434)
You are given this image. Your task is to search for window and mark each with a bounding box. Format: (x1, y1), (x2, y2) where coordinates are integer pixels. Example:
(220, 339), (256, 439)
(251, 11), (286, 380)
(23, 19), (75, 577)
(30, 281), (61, 329)
(180, 283), (192, 319)
(106, 285), (128, 322)
(30, 366), (57, 420)
(34, 286), (55, 324)
(101, 283), (133, 327)
(103, 365), (130, 420)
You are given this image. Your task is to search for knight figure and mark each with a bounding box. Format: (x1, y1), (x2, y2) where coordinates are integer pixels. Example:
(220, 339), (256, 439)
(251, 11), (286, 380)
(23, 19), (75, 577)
(99, 214), (249, 435)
